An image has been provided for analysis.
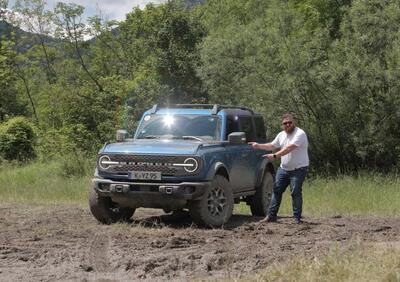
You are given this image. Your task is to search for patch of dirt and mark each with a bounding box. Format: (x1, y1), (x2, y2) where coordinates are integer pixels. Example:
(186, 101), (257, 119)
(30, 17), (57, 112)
(0, 204), (399, 281)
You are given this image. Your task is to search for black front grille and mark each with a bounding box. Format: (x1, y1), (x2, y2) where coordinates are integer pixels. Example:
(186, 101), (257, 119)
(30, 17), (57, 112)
(112, 164), (177, 174)
(100, 154), (200, 176)
(111, 155), (180, 163)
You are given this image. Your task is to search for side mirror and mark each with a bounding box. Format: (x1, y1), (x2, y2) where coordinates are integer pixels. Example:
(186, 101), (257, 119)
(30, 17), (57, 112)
(116, 129), (128, 142)
(228, 132), (246, 144)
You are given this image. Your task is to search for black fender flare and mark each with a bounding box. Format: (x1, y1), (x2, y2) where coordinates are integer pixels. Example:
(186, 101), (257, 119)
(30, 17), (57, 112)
(255, 159), (275, 188)
(206, 161), (230, 181)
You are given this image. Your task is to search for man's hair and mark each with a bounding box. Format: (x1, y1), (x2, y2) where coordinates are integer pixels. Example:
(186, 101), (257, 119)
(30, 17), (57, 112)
(281, 113), (294, 121)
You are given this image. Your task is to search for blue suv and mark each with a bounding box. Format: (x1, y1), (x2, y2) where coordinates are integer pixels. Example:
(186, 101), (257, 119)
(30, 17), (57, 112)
(90, 104), (275, 227)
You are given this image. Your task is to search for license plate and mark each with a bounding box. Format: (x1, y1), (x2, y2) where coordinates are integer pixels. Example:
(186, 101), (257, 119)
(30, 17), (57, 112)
(128, 171), (161, 180)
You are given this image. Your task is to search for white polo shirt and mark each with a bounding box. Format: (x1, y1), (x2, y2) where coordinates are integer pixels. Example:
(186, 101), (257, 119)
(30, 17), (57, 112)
(271, 127), (309, 171)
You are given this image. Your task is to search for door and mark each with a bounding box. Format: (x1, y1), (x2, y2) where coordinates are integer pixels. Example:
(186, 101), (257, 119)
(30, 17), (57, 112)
(225, 115), (256, 192)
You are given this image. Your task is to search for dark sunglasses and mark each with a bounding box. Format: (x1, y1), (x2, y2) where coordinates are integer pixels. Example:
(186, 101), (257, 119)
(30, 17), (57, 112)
(282, 121), (293, 126)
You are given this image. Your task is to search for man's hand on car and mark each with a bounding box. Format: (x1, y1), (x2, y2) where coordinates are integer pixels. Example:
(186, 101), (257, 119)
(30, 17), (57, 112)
(248, 142), (259, 149)
(263, 153), (275, 161)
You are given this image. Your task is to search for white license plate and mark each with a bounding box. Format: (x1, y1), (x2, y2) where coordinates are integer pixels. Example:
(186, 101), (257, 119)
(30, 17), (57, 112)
(128, 171), (161, 180)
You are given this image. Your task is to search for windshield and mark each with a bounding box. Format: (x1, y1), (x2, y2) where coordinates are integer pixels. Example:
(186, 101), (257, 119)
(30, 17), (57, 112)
(136, 114), (221, 141)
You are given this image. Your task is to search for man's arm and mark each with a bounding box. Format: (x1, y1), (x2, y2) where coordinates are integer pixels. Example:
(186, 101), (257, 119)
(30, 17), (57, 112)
(264, 144), (298, 160)
(248, 142), (276, 151)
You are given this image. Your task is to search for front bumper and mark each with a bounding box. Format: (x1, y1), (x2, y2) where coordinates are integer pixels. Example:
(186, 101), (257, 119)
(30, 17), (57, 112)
(92, 178), (210, 200)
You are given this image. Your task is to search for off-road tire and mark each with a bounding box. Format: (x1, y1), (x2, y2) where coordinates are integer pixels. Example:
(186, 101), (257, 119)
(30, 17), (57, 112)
(188, 175), (234, 228)
(89, 189), (135, 224)
(250, 170), (274, 216)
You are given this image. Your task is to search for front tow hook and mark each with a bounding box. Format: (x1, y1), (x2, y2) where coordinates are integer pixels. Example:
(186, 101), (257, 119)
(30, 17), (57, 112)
(159, 186), (179, 195)
(110, 184), (130, 193)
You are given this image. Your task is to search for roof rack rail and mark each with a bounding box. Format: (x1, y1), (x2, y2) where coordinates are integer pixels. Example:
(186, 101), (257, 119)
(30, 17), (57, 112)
(217, 105), (254, 114)
(149, 104), (254, 115)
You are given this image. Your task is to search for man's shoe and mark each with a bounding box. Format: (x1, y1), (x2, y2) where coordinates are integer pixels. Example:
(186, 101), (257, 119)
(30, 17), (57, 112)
(259, 215), (277, 223)
(294, 218), (302, 224)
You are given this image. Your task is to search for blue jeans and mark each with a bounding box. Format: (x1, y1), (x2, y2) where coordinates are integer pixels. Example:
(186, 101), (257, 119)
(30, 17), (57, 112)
(267, 166), (308, 219)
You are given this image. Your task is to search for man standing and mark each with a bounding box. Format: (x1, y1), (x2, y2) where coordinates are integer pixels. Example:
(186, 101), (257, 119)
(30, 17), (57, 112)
(250, 113), (309, 224)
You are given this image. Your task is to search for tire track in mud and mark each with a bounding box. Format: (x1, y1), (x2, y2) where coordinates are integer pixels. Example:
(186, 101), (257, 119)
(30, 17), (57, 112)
(85, 232), (111, 272)
(0, 205), (399, 281)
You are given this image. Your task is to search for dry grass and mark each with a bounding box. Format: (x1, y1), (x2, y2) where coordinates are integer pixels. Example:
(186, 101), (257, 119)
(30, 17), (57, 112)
(234, 242), (400, 282)
(235, 174), (400, 217)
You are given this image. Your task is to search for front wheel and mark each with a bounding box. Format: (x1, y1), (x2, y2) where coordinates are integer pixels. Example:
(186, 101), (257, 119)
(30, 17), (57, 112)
(89, 189), (135, 224)
(250, 171), (274, 216)
(189, 175), (234, 228)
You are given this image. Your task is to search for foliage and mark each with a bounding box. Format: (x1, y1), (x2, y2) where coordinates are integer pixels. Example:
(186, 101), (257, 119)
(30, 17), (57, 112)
(119, 1), (207, 106)
(0, 35), (26, 121)
(328, 0), (400, 171)
(1, 0), (400, 174)
(198, 0), (400, 173)
(0, 160), (89, 204)
(0, 116), (36, 162)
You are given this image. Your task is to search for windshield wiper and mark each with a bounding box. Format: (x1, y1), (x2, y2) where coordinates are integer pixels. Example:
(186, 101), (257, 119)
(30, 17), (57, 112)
(141, 135), (203, 141)
(182, 136), (203, 141)
(141, 135), (159, 139)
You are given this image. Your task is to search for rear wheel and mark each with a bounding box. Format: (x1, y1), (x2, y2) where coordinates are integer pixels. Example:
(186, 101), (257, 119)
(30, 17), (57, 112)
(89, 189), (135, 224)
(189, 175), (234, 227)
(250, 170), (274, 216)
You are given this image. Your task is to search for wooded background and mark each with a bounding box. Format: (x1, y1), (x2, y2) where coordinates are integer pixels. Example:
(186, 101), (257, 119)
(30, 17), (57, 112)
(1, 0), (399, 174)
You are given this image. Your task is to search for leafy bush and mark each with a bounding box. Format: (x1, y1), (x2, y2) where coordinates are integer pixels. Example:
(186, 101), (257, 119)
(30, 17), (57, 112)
(0, 117), (36, 162)
(58, 151), (95, 178)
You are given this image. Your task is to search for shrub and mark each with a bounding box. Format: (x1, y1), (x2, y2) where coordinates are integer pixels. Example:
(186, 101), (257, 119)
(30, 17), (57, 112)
(58, 151), (95, 178)
(0, 117), (36, 162)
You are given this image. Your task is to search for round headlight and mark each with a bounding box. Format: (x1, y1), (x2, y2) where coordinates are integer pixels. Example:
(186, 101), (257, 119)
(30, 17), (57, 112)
(99, 155), (111, 170)
(184, 158), (198, 173)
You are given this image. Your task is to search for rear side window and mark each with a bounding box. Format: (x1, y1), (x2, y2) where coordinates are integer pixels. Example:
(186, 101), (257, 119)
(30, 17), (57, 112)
(239, 116), (255, 142)
(254, 116), (267, 141)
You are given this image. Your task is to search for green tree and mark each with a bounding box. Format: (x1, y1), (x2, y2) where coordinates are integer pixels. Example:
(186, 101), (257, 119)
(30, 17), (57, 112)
(0, 116), (36, 162)
(328, 0), (400, 170)
(14, 0), (58, 84)
(290, 0), (351, 38)
(119, 1), (206, 106)
(54, 2), (103, 92)
(0, 35), (26, 121)
(198, 0), (352, 173)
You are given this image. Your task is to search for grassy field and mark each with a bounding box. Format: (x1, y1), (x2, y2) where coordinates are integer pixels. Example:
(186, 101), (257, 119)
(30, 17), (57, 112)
(1, 161), (399, 217)
(1, 162), (399, 281)
(0, 161), (90, 205)
(236, 173), (400, 217)
(238, 242), (400, 282)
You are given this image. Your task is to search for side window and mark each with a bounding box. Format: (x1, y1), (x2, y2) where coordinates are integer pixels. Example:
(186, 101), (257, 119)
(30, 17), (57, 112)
(254, 116), (267, 141)
(225, 116), (239, 140)
(239, 116), (255, 142)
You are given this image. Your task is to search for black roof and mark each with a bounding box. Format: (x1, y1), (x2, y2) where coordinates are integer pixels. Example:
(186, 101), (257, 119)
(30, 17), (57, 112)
(150, 104), (261, 116)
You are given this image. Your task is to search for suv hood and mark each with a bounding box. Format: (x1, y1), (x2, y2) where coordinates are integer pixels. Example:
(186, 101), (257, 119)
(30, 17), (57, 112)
(102, 139), (203, 155)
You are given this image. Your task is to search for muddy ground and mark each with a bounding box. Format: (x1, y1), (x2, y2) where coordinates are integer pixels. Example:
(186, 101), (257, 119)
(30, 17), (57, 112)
(0, 204), (399, 282)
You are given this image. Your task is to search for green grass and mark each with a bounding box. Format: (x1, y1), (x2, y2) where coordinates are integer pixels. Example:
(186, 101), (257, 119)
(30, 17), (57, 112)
(236, 174), (400, 217)
(1, 162), (400, 217)
(237, 242), (400, 282)
(0, 161), (90, 205)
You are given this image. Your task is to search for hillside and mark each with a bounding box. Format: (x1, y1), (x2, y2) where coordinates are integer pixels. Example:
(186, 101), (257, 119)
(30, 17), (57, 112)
(0, 20), (61, 53)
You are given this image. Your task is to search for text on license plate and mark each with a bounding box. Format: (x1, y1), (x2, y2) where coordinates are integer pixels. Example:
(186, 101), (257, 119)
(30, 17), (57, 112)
(128, 171), (161, 180)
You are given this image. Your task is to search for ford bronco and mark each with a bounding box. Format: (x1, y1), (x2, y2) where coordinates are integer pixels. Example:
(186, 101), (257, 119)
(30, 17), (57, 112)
(89, 104), (275, 227)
